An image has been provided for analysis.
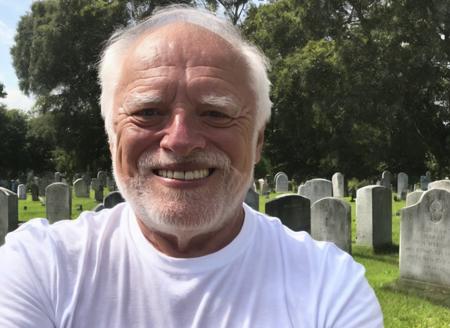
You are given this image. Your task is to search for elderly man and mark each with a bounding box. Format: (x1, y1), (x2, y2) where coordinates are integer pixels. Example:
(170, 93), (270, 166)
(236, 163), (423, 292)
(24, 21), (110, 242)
(0, 6), (382, 327)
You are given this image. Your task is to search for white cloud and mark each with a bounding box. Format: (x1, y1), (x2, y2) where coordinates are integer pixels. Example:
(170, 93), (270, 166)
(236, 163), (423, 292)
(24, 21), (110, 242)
(0, 19), (15, 46)
(3, 87), (34, 111)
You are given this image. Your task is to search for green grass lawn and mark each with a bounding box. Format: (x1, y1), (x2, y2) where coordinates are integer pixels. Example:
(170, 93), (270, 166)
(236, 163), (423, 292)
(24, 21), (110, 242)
(17, 190), (450, 326)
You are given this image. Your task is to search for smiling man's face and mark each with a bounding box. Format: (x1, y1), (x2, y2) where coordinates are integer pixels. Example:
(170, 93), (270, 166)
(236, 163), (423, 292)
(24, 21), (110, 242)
(111, 23), (263, 238)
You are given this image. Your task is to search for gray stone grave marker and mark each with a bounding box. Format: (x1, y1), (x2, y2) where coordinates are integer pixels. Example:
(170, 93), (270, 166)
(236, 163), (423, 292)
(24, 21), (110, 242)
(380, 170), (393, 189)
(73, 178), (89, 198)
(265, 195), (310, 232)
(17, 184), (27, 200)
(356, 185), (392, 248)
(406, 190), (424, 207)
(30, 183), (39, 201)
(104, 191), (125, 209)
(54, 172), (62, 182)
(97, 170), (107, 187)
(428, 180), (450, 192)
(400, 189), (450, 287)
(298, 178), (332, 205)
(332, 172), (345, 198)
(46, 183), (72, 223)
(91, 178), (104, 202)
(244, 188), (259, 211)
(275, 172), (289, 193)
(311, 197), (351, 253)
(0, 187), (18, 245)
(397, 172), (408, 200)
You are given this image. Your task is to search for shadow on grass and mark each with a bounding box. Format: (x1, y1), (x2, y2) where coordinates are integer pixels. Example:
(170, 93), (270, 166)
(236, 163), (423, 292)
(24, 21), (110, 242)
(383, 278), (450, 309)
(353, 244), (399, 266)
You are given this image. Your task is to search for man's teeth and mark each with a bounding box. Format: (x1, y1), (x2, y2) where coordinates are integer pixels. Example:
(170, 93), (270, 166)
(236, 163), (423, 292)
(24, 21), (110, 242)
(157, 169), (210, 180)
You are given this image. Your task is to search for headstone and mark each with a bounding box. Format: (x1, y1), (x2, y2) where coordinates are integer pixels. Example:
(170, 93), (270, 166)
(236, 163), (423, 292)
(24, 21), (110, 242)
(420, 172), (432, 190)
(97, 170), (107, 187)
(406, 190), (424, 207)
(428, 180), (450, 193)
(10, 180), (18, 193)
(93, 203), (105, 212)
(82, 173), (91, 187)
(258, 178), (269, 195)
(275, 172), (289, 193)
(54, 172), (62, 182)
(91, 178), (104, 202)
(244, 188), (259, 211)
(356, 185), (392, 248)
(380, 170), (393, 189)
(38, 175), (53, 197)
(332, 172), (345, 198)
(104, 191), (125, 209)
(400, 189), (450, 287)
(73, 178), (89, 198)
(265, 195), (311, 232)
(106, 176), (117, 192)
(397, 172), (408, 200)
(298, 178), (332, 205)
(30, 183), (39, 201)
(17, 184), (27, 200)
(46, 183), (72, 223)
(311, 197), (351, 253)
(0, 187), (18, 245)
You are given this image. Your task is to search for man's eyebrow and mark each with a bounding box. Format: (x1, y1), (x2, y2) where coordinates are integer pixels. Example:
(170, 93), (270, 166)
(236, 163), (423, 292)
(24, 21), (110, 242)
(199, 95), (240, 115)
(124, 92), (162, 109)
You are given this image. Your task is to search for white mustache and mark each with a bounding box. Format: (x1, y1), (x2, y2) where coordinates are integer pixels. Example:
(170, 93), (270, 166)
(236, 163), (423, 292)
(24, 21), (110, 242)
(137, 150), (231, 173)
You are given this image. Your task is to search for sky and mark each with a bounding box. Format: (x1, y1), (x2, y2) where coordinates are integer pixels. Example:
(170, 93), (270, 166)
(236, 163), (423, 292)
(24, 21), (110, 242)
(0, 0), (34, 111)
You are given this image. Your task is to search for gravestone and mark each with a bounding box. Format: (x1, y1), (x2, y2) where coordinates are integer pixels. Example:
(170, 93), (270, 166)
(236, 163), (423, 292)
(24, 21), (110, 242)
(97, 170), (107, 187)
(275, 172), (289, 193)
(380, 170), (392, 189)
(30, 183), (39, 201)
(106, 176), (117, 192)
(258, 178), (269, 195)
(54, 172), (62, 182)
(406, 190), (424, 207)
(420, 172), (432, 190)
(332, 172), (345, 198)
(397, 172), (408, 200)
(311, 197), (351, 253)
(93, 203), (105, 212)
(428, 180), (450, 193)
(82, 173), (92, 193)
(0, 187), (18, 245)
(104, 191), (125, 209)
(91, 178), (104, 202)
(38, 175), (53, 197)
(265, 195), (310, 232)
(356, 185), (392, 248)
(46, 183), (72, 223)
(73, 178), (89, 198)
(298, 178), (332, 205)
(10, 180), (18, 193)
(400, 189), (450, 287)
(17, 184), (27, 200)
(244, 188), (259, 211)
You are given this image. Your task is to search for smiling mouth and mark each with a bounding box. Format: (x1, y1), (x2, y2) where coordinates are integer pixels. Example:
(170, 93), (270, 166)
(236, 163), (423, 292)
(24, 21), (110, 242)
(154, 169), (213, 180)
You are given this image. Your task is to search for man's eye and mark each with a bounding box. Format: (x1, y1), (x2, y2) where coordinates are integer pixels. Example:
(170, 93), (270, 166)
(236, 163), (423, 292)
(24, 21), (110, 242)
(202, 110), (233, 127)
(204, 111), (229, 119)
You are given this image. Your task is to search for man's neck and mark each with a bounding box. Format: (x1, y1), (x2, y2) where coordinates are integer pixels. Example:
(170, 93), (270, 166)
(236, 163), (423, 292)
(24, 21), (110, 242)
(136, 209), (245, 258)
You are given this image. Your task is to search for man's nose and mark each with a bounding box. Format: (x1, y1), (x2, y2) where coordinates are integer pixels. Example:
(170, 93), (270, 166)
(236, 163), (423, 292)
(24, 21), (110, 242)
(160, 111), (206, 156)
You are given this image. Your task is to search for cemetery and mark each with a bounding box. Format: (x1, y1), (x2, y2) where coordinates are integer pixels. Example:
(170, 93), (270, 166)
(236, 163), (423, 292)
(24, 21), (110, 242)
(1, 0), (450, 326)
(0, 169), (450, 325)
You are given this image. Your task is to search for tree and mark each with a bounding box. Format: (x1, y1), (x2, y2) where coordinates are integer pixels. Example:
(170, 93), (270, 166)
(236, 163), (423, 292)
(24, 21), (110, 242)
(0, 83), (6, 98)
(11, 0), (192, 174)
(243, 0), (450, 180)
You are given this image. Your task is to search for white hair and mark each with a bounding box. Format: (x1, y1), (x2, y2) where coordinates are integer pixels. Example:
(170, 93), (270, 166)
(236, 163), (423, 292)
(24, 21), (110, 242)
(98, 4), (272, 144)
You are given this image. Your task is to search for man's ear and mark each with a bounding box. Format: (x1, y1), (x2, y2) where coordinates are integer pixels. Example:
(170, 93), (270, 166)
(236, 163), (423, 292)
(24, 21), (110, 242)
(254, 128), (265, 164)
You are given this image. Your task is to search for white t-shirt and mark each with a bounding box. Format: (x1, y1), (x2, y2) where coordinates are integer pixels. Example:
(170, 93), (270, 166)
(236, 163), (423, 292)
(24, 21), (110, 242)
(0, 203), (383, 327)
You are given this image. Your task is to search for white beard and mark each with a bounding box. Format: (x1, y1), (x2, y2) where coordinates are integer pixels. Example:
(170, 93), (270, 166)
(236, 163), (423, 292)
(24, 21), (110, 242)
(113, 148), (253, 238)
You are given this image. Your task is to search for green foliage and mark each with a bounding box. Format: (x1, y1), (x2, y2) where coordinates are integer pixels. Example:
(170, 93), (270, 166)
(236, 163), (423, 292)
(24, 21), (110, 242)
(10, 0), (192, 175)
(243, 0), (450, 179)
(0, 82), (6, 98)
